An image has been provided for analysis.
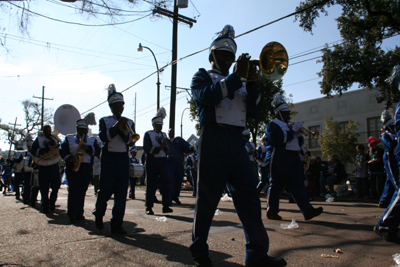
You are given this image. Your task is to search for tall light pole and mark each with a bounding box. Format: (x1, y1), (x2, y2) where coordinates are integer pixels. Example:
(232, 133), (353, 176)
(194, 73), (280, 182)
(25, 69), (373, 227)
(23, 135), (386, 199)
(180, 107), (189, 138)
(138, 43), (160, 111)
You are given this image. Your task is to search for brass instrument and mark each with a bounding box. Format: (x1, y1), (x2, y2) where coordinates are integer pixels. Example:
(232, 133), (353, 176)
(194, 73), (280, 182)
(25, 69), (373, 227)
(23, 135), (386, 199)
(72, 133), (85, 172)
(242, 42), (288, 82)
(32, 134), (62, 166)
(290, 122), (319, 139)
(122, 122), (140, 143)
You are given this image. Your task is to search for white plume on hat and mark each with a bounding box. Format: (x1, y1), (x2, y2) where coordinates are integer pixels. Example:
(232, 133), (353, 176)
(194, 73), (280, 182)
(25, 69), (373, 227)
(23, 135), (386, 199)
(271, 93), (290, 114)
(381, 110), (394, 127)
(84, 112), (97, 126)
(386, 65), (400, 91)
(107, 84), (124, 105)
(152, 107), (167, 125)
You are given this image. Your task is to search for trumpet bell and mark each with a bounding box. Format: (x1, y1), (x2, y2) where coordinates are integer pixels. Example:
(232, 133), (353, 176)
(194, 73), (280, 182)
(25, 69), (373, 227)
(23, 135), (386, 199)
(259, 42), (288, 80)
(130, 133), (140, 143)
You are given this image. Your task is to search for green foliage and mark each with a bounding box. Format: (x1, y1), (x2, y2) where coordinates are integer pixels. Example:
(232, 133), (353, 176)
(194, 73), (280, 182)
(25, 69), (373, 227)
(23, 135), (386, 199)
(319, 116), (359, 164)
(295, 0), (400, 107)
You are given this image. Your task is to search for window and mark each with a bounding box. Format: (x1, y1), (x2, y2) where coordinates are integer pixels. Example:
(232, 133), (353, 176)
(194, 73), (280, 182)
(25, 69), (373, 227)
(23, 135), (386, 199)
(339, 121), (349, 133)
(367, 117), (381, 139)
(308, 125), (320, 148)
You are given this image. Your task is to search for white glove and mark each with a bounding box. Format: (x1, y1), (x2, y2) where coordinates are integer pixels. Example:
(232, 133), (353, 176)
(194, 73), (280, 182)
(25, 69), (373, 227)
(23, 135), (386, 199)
(292, 121), (303, 132)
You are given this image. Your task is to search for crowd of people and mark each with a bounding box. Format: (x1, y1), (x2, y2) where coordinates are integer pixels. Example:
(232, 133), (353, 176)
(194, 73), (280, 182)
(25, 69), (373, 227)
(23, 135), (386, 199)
(2, 24), (400, 267)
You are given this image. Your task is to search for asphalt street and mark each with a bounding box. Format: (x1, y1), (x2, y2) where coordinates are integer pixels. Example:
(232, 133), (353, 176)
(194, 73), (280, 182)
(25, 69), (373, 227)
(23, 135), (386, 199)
(1, 185), (399, 267)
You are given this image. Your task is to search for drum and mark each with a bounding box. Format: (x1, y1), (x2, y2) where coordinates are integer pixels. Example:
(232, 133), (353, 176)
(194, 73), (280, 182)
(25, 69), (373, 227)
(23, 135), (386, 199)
(129, 163), (145, 178)
(31, 169), (39, 187)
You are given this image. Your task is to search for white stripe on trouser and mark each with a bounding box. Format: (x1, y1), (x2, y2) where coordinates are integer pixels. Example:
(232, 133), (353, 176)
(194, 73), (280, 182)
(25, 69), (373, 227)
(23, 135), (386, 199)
(266, 147), (275, 213)
(192, 127), (204, 238)
(383, 190), (400, 221)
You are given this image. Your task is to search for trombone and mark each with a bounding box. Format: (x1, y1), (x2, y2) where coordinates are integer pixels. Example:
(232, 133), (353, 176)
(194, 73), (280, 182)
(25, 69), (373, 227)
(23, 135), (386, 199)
(290, 122), (319, 139)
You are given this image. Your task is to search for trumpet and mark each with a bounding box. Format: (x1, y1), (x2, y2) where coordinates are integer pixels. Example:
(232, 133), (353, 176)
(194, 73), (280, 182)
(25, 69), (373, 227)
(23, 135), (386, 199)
(241, 41), (289, 82)
(290, 122), (319, 139)
(122, 123), (140, 143)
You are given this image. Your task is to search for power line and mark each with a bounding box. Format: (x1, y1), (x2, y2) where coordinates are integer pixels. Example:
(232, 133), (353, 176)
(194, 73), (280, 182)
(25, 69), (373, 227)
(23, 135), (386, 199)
(8, 2), (152, 27)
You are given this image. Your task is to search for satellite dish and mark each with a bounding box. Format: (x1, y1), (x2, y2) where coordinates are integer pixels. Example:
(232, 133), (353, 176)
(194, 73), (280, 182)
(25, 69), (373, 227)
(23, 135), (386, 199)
(54, 104), (81, 135)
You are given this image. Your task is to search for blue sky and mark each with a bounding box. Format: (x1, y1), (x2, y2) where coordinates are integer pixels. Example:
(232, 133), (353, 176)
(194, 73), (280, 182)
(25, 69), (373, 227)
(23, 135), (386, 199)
(1, 0), (399, 151)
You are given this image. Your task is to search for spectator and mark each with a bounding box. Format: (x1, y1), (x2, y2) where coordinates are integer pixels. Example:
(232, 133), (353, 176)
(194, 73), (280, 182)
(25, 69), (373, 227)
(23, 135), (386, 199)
(367, 136), (385, 200)
(353, 144), (369, 199)
(320, 153), (347, 198)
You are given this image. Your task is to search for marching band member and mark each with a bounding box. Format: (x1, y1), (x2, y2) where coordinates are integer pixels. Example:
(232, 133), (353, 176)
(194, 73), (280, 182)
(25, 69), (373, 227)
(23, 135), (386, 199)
(13, 135), (34, 203)
(59, 117), (100, 224)
(167, 128), (195, 205)
(375, 65), (400, 243)
(189, 25), (286, 267)
(264, 93), (323, 221)
(128, 147), (140, 200)
(186, 152), (198, 197)
(256, 137), (268, 194)
(93, 84), (135, 235)
(378, 110), (398, 208)
(243, 129), (259, 183)
(143, 108), (173, 215)
(30, 125), (61, 213)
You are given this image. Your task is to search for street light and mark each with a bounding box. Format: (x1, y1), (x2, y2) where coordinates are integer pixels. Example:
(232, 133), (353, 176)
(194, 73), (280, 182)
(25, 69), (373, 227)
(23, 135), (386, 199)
(137, 43), (161, 111)
(180, 107), (189, 138)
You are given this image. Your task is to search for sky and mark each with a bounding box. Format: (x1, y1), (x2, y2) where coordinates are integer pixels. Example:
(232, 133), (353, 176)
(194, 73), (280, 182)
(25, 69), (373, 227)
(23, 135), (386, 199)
(0, 0), (399, 152)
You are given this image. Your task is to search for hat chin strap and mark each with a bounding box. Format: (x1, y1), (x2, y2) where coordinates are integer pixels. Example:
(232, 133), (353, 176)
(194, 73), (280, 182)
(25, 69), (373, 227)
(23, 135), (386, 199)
(211, 51), (221, 71)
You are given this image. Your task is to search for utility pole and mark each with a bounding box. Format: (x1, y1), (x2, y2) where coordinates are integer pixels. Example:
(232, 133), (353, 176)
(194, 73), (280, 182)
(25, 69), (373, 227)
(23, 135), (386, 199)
(33, 86), (53, 130)
(153, 1), (196, 132)
(134, 92), (137, 125)
(8, 117), (21, 158)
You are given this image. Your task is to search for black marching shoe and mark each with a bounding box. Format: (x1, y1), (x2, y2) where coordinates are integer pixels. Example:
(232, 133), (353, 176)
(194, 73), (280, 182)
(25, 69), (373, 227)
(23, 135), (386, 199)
(374, 226), (400, 243)
(41, 207), (49, 214)
(146, 207), (154, 215)
(162, 206), (173, 213)
(304, 207), (323, 220)
(247, 256), (287, 267)
(379, 202), (388, 208)
(193, 255), (213, 267)
(94, 215), (104, 230)
(172, 197), (182, 205)
(69, 216), (77, 224)
(111, 226), (127, 235)
(267, 213), (282, 220)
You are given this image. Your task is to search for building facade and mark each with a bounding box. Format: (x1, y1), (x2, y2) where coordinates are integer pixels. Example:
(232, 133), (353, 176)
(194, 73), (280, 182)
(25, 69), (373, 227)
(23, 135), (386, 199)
(291, 88), (391, 159)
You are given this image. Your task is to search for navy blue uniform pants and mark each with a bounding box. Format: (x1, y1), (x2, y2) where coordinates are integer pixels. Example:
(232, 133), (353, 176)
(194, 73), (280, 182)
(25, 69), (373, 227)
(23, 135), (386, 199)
(266, 148), (313, 217)
(190, 124), (269, 266)
(145, 157), (171, 207)
(22, 172), (31, 201)
(168, 160), (185, 199)
(129, 177), (137, 197)
(376, 186), (400, 234)
(94, 151), (129, 227)
(14, 172), (23, 198)
(38, 164), (61, 210)
(66, 163), (92, 219)
(256, 166), (268, 194)
(380, 152), (398, 205)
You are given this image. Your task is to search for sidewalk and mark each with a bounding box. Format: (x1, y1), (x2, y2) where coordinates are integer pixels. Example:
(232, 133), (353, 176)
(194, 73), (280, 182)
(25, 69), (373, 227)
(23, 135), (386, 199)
(1, 185), (399, 266)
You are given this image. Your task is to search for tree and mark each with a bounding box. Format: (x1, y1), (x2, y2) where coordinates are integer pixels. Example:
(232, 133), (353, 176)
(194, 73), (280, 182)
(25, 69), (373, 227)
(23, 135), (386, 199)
(318, 116), (359, 164)
(187, 74), (292, 146)
(295, 0), (400, 107)
(0, 99), (53, 150)
(1, 0), (171, 34)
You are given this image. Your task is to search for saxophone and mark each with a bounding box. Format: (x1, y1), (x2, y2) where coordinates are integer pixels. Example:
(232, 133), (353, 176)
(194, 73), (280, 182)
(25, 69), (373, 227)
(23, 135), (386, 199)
(73, 134), (86, 172)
